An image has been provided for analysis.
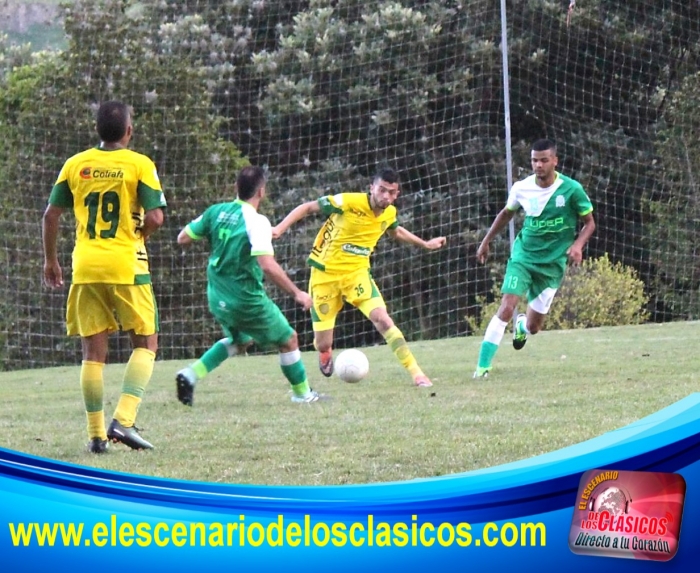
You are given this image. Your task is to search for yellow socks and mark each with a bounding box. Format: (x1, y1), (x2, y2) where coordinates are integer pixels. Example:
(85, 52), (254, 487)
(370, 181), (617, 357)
(81, 360), (106, 440)
(383, 326), (422, 378)
(113, 348), (155, 428)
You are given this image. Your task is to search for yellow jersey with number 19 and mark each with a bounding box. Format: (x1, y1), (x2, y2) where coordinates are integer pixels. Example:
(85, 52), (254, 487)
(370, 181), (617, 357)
(49, 147), (166, 285)
(307, 192), (399, 275)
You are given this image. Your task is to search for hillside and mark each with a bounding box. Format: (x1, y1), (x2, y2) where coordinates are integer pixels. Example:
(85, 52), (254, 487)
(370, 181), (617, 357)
(0, 0), (64, 51)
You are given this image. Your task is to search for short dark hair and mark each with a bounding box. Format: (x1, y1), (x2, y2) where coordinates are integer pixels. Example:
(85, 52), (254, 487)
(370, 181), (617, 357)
(237, 166), (266, 200)
(374, 167), (399, 185)
(96, 101), (130, 143)
(532, 139), (556, 154)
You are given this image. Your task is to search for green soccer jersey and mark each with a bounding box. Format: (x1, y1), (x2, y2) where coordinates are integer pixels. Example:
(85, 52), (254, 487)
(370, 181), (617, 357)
(185, 199), (274, 308)
(506, 172), (593, 265)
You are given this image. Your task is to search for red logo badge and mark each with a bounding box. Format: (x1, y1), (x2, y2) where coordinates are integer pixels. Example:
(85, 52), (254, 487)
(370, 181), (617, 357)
(569, 469), (685, 561)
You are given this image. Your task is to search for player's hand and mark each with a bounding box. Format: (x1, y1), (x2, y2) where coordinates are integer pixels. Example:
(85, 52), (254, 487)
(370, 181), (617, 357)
(295, 291), (313, 311)
(476, 241), (490, 264)
(567, 245), (583, 265)
(425, 236), (447, 250)
(43, 260), (64, 288)
(271, 225), (283, 240)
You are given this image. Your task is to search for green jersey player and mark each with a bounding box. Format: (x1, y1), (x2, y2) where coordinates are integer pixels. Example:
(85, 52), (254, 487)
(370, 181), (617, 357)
(175, 166), (322, 404)
(474, 139), (596, 378)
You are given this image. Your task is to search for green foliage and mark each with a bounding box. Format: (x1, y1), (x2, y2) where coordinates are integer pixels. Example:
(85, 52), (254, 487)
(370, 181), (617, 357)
(471, 255), (649, 334)
(646, 72), (700, 320)
(2, 0), (700, 368)
(0, 0), (249, 369)
(548, 255), (649, 329)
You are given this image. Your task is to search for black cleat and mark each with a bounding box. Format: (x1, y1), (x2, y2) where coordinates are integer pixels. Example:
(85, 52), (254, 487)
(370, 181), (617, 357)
(107, 419), (154, 450)
(318, 350), (334, 377)
(512, 313), (528, 350)
(176, 371), (195, 406)
(87, 437), (109, 454)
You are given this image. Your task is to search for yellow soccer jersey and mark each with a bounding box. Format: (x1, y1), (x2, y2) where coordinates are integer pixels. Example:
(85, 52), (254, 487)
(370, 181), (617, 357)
(308, 192), (399, 274)
(49, 147), (166, 284)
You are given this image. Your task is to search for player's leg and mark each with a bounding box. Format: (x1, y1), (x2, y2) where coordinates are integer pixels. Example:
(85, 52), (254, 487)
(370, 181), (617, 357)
(241, 298), (321, 402)
(279, 331), (321, 403)
(107, 284), (158, 450)
(309, 269), (342, 377)
(349, 270), (431, 387)
(80, 331), (110, 453)
(513, 305), (547, 349)
(474, 260), (531, 378)
(176, 327), (253, 406)
(67, 283), (118, 453)
(514, 262), (563, 348)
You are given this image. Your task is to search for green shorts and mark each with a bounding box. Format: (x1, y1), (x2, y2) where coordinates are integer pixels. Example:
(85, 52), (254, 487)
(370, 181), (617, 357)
(210, 295), (294, 349)
(501, 259), (565, 302)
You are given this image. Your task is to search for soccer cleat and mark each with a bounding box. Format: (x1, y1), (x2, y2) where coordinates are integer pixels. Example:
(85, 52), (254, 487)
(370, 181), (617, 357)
(176, 370), (196, 406)
(318, 350), (334, 377)
(413, 374), (433, 387)
(513, 313), (528, 350)
(87, 437), (109, 454)
(290, 390), (328, 403)
(107, 419), (154, 450)
(473, 366), (492, 379)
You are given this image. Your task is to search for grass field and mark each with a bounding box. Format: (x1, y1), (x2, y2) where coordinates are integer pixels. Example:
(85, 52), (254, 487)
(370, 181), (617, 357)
(1, 321), (698, 485)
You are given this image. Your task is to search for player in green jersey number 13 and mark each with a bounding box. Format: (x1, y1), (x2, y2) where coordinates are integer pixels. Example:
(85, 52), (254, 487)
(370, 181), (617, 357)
(473, 139), (596, 379)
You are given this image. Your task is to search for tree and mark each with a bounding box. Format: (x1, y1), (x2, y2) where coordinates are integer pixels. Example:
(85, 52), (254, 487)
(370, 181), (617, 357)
(0, 0), (248, 369)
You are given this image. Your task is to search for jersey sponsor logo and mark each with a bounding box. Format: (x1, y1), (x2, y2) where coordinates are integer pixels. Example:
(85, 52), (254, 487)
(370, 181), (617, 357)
(311, 219), (336, 257)
(527, 216), (564, 230)
(216, 212), (241, 225)
(80, 167), (92, 179)
(555, 195), (566, 207)
(349, 208), (367, 217)
(90, 168), (124, 180)
(341, 243), (370, 256)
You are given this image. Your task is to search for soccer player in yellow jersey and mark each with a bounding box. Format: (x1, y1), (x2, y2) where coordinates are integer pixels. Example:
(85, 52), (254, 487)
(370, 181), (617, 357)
(42, 101), (167, 453)
(273, 168), (446, 387)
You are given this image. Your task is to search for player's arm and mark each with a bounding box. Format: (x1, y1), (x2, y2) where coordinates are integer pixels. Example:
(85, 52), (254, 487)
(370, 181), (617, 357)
(272, 200), (321, 239)
(567, 212), (596, 265)
(140, 208), (165, 240)
(136, 161), (166, 240)
(42, 204), (65, 288)
(177, 211), (208, 246)
(476, 207), (517, 264)
(389, 226), (447, 250)
(177, 226), (194, 246)
(256, 255), (312, 310)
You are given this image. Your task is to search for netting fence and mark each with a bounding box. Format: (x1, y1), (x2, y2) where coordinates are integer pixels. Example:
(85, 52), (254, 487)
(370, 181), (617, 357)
(1, 0), (699, 370)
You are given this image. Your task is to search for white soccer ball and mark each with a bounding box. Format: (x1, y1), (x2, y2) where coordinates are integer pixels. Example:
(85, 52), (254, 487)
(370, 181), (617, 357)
(334, 349), (369, 383)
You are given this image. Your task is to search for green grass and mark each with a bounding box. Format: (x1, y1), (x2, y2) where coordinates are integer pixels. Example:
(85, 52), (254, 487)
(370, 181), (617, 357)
(1, 322), (698, 485)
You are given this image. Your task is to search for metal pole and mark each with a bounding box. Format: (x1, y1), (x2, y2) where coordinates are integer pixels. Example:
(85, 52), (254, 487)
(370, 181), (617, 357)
(500, 0), (515, 244)
(500, 0), (517, 326)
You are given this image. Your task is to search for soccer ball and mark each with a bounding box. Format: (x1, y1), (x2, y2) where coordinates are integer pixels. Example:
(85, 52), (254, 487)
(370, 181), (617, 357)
(334, 349), (369, 383)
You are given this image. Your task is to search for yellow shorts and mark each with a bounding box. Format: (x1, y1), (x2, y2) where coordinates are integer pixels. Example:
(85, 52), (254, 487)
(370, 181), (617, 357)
(66, 283), (159, 337)
(309, 268), (385, 331)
